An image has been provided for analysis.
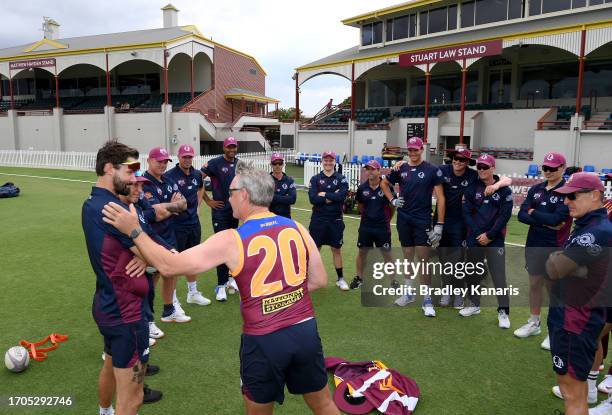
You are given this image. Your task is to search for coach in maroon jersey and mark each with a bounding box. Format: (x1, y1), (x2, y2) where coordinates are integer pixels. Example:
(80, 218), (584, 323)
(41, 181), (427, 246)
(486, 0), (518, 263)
(102, 160), (339, 415)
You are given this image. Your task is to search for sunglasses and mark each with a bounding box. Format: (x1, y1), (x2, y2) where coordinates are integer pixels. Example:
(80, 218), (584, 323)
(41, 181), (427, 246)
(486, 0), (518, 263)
(476, 164), (491, 171)
(453, 156), (469, 163)
(566, 189), (592, 201)
(271, 162), (284, 166)
(120, 161), (141, 171)
(542, 165), (560, 173)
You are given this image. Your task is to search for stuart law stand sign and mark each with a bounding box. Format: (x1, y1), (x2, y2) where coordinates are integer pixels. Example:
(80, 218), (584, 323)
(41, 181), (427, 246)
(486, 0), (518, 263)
(399, 40), (503, 66)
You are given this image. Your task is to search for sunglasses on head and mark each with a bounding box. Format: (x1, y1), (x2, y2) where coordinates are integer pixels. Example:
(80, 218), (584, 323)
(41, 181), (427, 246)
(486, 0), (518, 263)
(542, 165), (560, 173)
(121, 161), (141, 171)
(476, 163), (490, 171)
(566, 189), (592, 201)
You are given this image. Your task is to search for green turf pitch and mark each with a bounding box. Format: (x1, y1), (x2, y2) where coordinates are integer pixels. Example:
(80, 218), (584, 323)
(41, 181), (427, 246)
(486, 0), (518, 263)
(0, 166), (567, 414)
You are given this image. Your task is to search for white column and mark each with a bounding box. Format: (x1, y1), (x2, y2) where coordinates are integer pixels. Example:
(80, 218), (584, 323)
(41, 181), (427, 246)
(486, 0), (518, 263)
(571, 114), (584, 167)
(7, 110), (19, 150)
(104, 105), (115, 142)
(162, 104), (173, 149)
(52, 107), (64, 151)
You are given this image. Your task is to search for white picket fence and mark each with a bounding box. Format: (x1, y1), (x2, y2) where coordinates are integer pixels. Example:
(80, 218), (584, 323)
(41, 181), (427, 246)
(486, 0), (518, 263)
(0, 149), (297, 172)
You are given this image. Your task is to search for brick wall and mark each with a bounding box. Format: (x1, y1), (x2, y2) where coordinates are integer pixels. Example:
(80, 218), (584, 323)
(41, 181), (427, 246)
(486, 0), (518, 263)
(189, 46), (265, 123)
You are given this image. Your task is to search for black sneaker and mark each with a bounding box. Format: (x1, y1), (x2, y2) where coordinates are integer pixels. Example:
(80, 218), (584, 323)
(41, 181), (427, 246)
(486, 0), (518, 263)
(390, 279), (400, 289)
(145, 364), (159, 376)
(143, 384), (163, 404)
(349, 276), (363, 289)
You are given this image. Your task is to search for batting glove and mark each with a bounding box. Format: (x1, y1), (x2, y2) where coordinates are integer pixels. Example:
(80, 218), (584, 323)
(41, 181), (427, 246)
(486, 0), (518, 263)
(391, 197), (404, 208)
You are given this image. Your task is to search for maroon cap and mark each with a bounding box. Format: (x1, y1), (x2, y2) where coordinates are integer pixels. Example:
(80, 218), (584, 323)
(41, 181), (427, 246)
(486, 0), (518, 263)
(542, 152), (566, 168)
(365, 159), (381, 169)
(333, 381), (376, 415)
(476, 154), (495, 167)
(148, 147), (172, 162)
(322, 151), (336, 160)
(223, 137), (238, 147)
(555, 172), (604, 194)
(407, 137), (423, 150)
(271, 152), (284, 163)
(448, 147), (472, 159)
(178, 144), (195, 157)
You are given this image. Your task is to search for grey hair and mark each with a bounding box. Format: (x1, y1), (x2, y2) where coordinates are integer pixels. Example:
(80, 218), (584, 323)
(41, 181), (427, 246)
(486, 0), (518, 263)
(235, 160), (275, 207)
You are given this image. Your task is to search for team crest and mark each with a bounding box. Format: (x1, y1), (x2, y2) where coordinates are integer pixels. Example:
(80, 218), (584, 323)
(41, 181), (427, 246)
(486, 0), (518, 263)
(550, 195), (558, 204)
(418, 172), (425, 179)
(319, 180), (326, 185)
(497, 248), (504, 255)
(546, 153), (555, 161)
(192, 178), (198, 186)
(378, 190), (384, 197)
(222, 167), (229, 173)
(436, 170), (443, 177)
(282, 183), (288, 189)
(577, 233), (596, 246)
(534, 193), (541, 199)
(333, 179), (338, 185)
(492, 193), (500, 201)
(553, 355), (564, 369)
(167, 185), (172, 193)
(173, 184), (178, 191)
(461, 180), (469, 187)
(157, 188), (163, 195)
(363, 190), (370, 197)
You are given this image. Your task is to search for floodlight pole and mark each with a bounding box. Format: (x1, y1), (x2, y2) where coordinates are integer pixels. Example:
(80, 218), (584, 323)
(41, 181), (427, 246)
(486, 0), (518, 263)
(575, 29), (587, 116)
(424, 63), (430, 144)
(459, 59), (467, 145)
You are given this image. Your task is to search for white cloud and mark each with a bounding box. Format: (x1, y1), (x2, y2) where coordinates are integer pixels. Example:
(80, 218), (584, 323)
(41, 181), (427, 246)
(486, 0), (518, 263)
(0, 0), (400, 115)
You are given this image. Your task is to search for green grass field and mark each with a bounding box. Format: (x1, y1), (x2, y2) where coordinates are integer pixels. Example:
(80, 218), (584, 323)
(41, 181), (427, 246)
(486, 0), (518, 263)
(0, 166), (568, 415)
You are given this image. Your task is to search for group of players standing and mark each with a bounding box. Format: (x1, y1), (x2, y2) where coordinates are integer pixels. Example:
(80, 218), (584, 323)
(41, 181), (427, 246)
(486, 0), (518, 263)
(83, 134), (611, 415)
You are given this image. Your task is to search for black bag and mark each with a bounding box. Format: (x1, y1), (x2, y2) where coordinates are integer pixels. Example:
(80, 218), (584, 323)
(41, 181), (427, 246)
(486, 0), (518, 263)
(0, 182), (20, 198)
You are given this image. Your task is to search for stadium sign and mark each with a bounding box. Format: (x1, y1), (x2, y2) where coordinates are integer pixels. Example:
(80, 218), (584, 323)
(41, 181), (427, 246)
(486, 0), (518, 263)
(399, 40), (503, 66)
(9, 58), (56, 70)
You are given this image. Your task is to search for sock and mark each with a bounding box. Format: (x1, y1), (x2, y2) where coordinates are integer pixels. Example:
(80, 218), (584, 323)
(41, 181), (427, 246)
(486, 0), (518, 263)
(172, 290), (178, 304)
(588, 370), (599, 393)
(529, 314), (540, 324)
(335, 267), (343, 281)
(99, 406), (114, 415)
(187, 281), (198, 294)
(162, 303), (174, 317)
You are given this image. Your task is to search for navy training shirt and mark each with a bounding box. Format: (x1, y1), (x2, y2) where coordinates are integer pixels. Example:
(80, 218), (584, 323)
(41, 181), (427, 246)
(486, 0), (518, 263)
(143, 171), (178, 248)
(308, 171), (348, 220)
(438, 164), (479, 222)
(269, 172), (296, 218)
(518, 180), (572, 247)
(356, 179), (393, 231)
(164, 164), (203, 227)
(200, 155), (238, 218)
(386, 160), (444, 222)
(548, 208), (611, 336)
(462, 178), (513, 247)
(82, 187), (149, 327)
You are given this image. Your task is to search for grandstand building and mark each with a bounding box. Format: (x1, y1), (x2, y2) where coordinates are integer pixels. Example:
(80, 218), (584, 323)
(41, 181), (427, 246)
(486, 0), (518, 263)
(289, 0), (612, 174)
(0, 4), (280, 155)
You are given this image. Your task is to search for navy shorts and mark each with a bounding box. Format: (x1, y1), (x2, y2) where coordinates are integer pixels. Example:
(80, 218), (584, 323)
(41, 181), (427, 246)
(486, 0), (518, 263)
(357, 226), (391, 250)
(309, 218), (345, 248)
(548, 325), (600, 381)
(439, 221), (465, 248)
(397, 216), (430, 247)
(239, 319), (327, 404)
(175, 225), (202, 252)
(212, 214), (239, 234)
(525, 247), (556, 276)
(99, 320), (150, 369)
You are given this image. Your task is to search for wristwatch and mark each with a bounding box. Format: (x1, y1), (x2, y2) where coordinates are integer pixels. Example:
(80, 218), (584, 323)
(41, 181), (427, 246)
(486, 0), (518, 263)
(129, 227), (143, 239)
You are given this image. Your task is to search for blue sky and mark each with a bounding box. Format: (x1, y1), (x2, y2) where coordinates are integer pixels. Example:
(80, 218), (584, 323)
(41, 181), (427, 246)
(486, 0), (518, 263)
(0, 0), (400, 116)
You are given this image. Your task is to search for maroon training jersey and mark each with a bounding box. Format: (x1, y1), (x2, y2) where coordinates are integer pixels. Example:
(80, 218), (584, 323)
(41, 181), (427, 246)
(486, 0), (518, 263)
(230, 213), (315, 335)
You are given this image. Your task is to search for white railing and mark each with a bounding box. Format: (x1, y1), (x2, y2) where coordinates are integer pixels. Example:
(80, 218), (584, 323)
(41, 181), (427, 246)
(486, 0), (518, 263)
(304, 161), (363, 191)
(0, 149), (296, 172)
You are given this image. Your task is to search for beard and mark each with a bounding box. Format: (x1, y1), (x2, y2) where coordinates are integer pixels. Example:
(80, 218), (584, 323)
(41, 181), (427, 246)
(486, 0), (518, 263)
(112, 174), (131, 196)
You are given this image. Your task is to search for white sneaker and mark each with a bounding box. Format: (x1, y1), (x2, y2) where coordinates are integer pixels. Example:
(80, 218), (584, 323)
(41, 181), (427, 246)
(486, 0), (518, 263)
(101, 352), (105, 361)
(541, 335), (551, 351)
(453, 296), (464, 309)
(439, 294), (451, 307)
(149, 337), (156, 347)
(215, 285), (227, 302)
(160, 310), (192, 323)
(187, 291), (211, 306)
(422, 299), (436, 317)
(173, 301), (186, 316)
(598, 375), (612, 394)
(498, 311), (511, 329)
(552, 385), (598, 404)
(149, 321), (165, 339)
(589, 395), (612, 415)
(227, 277), (239, 294)
(513, 320), (541, 338)
(459, 306), (481, 317)
(336, 278), (349, 291)
(394, 294), (415, 307)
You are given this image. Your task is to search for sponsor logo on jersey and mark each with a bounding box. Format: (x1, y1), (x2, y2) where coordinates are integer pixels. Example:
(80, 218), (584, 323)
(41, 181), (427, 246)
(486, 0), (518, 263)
(262, 288), (304, 315)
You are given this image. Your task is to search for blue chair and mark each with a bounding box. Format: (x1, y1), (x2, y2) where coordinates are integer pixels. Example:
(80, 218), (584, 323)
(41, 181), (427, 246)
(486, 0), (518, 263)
(351, 155), (359, 164)
(376, 157), (384, 166)
(369, 155), (375, 161)
(602, 168), (612, 175)
(583, 165), (596, 173)
(526, 164), (539, 177)
(336, 155), (340, 163)
(361, 155), (369, 164)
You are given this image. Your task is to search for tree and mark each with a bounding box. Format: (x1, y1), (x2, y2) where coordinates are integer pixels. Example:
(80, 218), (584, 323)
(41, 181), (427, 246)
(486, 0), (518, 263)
(272, 107), (304, 121)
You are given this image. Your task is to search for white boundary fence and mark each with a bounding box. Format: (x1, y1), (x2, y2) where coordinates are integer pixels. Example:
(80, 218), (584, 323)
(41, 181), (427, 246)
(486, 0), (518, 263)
(0, 149), (296, 172)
